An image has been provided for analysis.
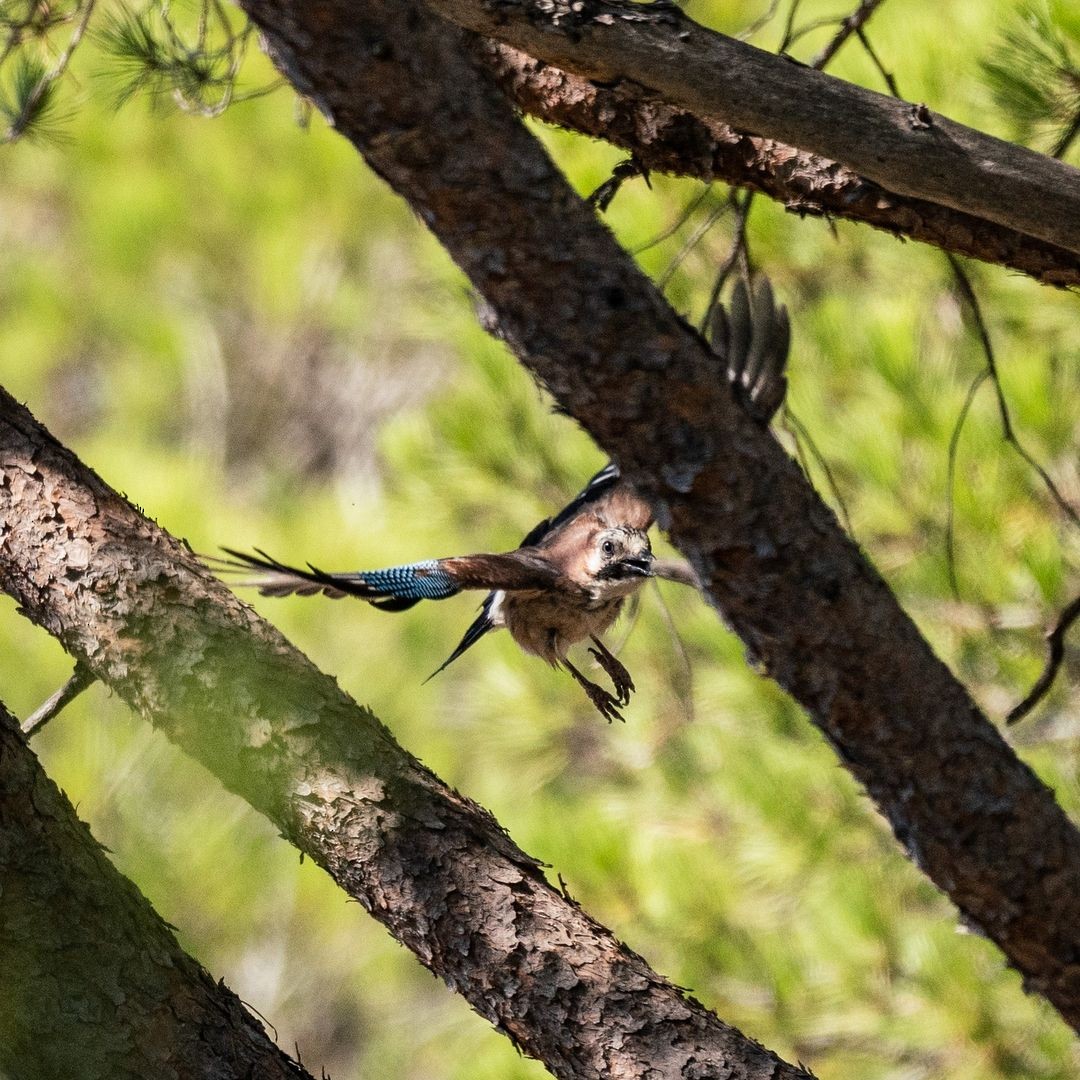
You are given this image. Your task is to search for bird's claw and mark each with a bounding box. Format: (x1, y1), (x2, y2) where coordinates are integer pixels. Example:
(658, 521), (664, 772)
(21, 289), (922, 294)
(583, 680), (626, 724)
(588, 644), (635, 706)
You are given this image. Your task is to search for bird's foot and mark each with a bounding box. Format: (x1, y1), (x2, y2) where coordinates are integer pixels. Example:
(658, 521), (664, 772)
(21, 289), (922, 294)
(581, 679), (626, 724)
(563, 655), (626, 723)
(589, 636), (635, 706)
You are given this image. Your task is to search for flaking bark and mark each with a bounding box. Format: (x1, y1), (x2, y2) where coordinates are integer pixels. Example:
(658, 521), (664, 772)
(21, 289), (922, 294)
(478, 42), (1080, 288)
(0, 390), (811, 1080)
(233, 0), (1080, 1030)
(431, 0), (1080, 258)
(0, 702), (310, 1080)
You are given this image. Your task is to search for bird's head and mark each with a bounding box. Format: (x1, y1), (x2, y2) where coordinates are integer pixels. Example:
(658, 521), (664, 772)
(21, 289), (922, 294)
(590, 525), (653, 594)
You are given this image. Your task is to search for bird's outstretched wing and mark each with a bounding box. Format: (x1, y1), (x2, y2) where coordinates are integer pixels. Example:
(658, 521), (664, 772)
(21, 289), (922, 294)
(214, 547), (559, 610)
(520, 462), (621, 547)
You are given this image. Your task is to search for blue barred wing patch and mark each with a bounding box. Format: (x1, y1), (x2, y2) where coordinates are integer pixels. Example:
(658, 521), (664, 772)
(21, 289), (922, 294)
(361, 560), (460, 601)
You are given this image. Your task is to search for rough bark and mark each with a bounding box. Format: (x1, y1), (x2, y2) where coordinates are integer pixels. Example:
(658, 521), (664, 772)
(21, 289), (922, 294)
(479, 42), (1080, 288)
(232, 0), (1080, 1029)
(0, 390), (810, 1079)
(0, 702), (309, 1080)
(430, 0), (1080, 258)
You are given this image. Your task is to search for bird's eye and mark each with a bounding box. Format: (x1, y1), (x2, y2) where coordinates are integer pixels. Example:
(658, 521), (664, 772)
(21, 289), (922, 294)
(601, 539), (615, 557)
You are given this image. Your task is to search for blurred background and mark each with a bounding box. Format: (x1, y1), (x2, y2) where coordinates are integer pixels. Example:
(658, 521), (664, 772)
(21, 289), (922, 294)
(2, 0), (1079, 1076)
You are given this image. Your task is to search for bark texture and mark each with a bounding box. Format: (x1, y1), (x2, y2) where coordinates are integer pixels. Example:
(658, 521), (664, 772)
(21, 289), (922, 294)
(0, 702), (309, 1080)
(0, 391), (810, 1079)
(233, 0), (1080, 1029)
(431, 0), (1080, 257)
(479, 42), (1080, 288)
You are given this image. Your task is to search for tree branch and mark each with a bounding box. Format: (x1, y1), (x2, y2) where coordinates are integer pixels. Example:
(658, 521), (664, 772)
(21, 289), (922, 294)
(0, 700), (310, 1080)
(0, 389), (811, 1079)
(476, 42), (1080, 287)
(232, 0), (1080, 1029)
(430, 0), (1080, 260)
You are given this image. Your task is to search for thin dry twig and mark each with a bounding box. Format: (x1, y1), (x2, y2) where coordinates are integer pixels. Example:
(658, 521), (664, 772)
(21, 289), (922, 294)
(782, 405), (854, 536)
(656, 198), (732, 289)
(1053, 111), (1080, 161)
(587, 155), (651, 212)
(777, 0), (809, 53)
(738, 0), (784, 42)
(1008, 593), (1080, 725)
(946, 254), (1080, 533)
(698, 190), (754, 332)
(944, 255), (1080, 720)
(631, 185), (713, 256)
(650, 579), (695, 720)
(855, 25), (900, 96)
(21, 662), (95, 737)
(810, 0), (890, 69)
(944, 368), (991, 600)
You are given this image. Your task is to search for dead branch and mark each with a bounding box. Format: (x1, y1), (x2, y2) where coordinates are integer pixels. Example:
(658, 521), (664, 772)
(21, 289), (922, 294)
(431, 0), (1080, 257)
(476, 42), (1080, 287)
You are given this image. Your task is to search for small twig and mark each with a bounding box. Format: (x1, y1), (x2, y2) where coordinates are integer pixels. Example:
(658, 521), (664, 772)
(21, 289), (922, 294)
(782, 15), (839, 52)
(738, 0), (783, 42)
(656, 198), (731, 290)
(782, 405), (854, 536)
(587, 155), (651, 212)
(650, 579), (695, 721)
(947, 254), (1080, 532)
(777, 0), (808, 54)
(944, 368), (990, 600)
(1007, 593), (1080, 725)
(810, 0), (889, 70)
(631, 184), (712, 256)
(697, 190), (754, 331)
(22, 662), (95, 738)
(854, 26), (900, 96)
(944, 255), (1080, 717)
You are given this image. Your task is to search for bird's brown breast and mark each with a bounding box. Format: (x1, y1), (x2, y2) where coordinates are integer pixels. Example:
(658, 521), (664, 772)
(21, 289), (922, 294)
(502, 593), (627, 664)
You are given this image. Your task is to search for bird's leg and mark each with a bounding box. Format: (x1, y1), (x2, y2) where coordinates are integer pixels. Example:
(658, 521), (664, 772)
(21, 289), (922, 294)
(588, 635), (635, 705)
(561, 656), (625, 723)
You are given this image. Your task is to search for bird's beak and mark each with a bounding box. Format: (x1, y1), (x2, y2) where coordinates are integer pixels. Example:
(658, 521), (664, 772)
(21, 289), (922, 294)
(620, 553), (654, 578)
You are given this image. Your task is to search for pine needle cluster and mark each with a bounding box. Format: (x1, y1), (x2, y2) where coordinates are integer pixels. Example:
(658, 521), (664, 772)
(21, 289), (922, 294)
(982, 3), (1080, 159)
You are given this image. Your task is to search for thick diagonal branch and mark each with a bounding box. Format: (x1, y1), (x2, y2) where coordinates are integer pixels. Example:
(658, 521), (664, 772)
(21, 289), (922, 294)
(0, 702), (310, 1080)
(430, 0), (1080, 258)
(0, 391), (810, 1079)
(234, 0), (1080, 1029)
(478, 43), (1080, 288)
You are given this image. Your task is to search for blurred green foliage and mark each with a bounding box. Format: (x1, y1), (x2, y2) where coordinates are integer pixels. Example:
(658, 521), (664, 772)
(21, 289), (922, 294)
(2, 0), (1080, 1077)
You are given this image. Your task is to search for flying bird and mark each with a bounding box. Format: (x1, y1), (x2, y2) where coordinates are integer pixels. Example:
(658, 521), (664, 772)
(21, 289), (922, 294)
(215, 276), (790, 720)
